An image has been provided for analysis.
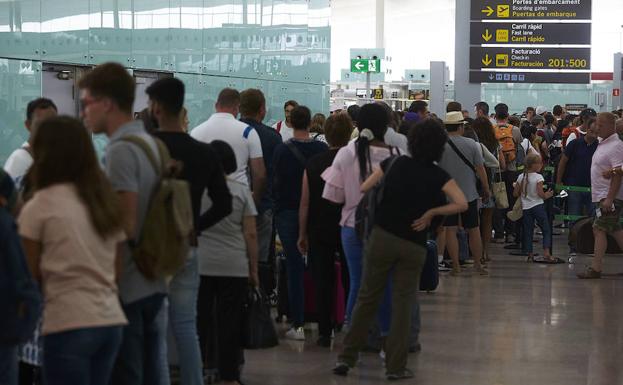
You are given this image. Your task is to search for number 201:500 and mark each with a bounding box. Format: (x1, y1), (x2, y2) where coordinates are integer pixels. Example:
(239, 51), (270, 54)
(548, 58), (588, 68)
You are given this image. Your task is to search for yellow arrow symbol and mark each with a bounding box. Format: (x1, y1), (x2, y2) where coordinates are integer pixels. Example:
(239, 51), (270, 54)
(482, 54), (492, 66)
(482, 29), (492, 42)
(481, 6), (494, 17)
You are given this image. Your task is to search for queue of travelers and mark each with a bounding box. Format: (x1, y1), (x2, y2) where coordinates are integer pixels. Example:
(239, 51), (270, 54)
(3, 60), (623, 384)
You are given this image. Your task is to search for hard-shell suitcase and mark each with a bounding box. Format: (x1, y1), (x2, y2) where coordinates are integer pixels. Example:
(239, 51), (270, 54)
(419, 240), (439, 292)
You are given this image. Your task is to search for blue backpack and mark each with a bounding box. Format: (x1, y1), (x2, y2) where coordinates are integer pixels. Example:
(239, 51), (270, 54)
(0, 208), (42, 345)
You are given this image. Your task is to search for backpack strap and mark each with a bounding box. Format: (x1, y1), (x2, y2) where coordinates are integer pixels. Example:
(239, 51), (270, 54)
(285, 139), (307, 165)
(276, 121), (282, 133)
(376, 156), (400, 204)
(447, 139), (477, 175)
(120, 135), (167, 177)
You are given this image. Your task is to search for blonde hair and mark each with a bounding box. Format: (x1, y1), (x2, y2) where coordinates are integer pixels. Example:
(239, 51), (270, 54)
(522, 153), (542, 197)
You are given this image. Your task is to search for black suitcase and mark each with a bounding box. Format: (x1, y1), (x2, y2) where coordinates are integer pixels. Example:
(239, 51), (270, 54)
(420, 240), (439, 292)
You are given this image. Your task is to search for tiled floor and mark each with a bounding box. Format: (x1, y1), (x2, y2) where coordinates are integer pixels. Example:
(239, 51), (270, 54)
(243, 232), (623, 385)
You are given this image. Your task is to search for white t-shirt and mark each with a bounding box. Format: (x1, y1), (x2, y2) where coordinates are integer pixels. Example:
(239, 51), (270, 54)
(3, 143), (33, 188)
(191, 112), (263, 185)
(516, 172), (545, 210)
(520, 138), (540, 157)
(384, 127), (409, 154)
(273, 120), (294, 142)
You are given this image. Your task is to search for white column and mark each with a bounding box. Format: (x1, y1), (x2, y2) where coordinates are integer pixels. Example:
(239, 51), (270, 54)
(614, 53), (623, 110)
(430, 61), (447, 117)
(375, 0), (384, 48)
(454, 0), (481, 109)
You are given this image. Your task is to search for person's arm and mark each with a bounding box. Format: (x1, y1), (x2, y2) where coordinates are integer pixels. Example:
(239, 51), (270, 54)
(601, 174), (623, 212)
(556, 154), (569, 186)
(21, 237), (42, 282)
(536, 181), (554, 200)
(498, 148), (506, 171)
(249, 157), (266, 206)
(411, 179), (468, 231)
(117, 191), (138, 238)
(361, 167), (383, 193)
(297, 171), (310, 255)
(475, 164), (491, 200)
(513, 176), (524, 198)
(198, 156), (233, 232)
(243, 215), (259, 287)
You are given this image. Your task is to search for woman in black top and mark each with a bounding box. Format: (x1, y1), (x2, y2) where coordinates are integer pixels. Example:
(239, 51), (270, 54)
(297, 112), (354, 346)
(333, 118), (468, 380)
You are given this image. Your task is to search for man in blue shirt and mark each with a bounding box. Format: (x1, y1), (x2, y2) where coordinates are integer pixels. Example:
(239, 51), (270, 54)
(239, 89), (282, 287)
(556, 117), (598, 256)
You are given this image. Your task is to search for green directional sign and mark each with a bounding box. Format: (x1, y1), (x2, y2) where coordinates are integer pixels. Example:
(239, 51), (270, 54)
(351, 59), (381, 73)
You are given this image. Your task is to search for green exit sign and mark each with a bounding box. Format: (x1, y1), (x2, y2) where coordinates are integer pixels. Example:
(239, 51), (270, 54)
(351, 59), (381, 73)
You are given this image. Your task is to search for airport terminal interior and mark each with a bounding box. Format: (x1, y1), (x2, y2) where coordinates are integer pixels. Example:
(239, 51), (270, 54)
(2, 0), (623, 384)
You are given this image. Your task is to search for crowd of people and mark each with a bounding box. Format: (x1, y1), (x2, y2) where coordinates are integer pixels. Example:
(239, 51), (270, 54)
(2, 60), (623, 384)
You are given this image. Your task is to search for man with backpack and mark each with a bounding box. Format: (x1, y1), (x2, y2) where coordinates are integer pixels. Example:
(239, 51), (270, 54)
(79, 63), (170, 385)
(493, 103), (523, 244)
(563, 108), (597, 148)
(272, 100), (299, 142)
(0, 170), (41, 385)
(148, 78), (233, 385)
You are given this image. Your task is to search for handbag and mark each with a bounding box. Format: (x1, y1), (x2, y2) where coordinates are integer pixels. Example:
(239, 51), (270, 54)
(243, 288), (279, 349)
(507, 195), (523, 221)
(448, 139), (483, 196)
(492, 149), (509, 209)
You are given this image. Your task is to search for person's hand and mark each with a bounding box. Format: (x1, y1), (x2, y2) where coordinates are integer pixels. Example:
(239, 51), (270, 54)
(603, 169), (614, 179)
(600, 198), (614, 213)
(545, 190), (555, 199)
(482, 188), (491, 202)
(249, 270), (260, 288)
(412, 210), (434, 232)
(297, 235), (308, 255)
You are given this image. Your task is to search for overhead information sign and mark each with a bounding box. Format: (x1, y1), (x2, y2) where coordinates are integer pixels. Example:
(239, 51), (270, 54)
(350, 59), (381, 73)
(470, 47), (590, 70)
(470, 22), (591, 45)
(471, 0), (592, 21)
(469, 71), (590, 84)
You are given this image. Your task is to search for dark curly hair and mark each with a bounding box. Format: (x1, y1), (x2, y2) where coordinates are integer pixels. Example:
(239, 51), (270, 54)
(408, 118), (448, 164)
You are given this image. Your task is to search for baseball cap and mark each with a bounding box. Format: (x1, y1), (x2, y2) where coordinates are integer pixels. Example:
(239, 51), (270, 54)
(536, 106), (547, 115)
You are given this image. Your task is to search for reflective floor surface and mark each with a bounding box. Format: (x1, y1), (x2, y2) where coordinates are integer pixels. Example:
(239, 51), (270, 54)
(243, 231), (623, 385)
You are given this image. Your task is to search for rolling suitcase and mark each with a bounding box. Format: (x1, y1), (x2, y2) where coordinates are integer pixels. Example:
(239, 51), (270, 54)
(419, 240), (439, 292)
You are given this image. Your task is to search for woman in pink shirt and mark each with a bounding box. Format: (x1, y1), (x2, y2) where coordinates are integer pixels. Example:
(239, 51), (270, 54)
(322, 103), (399, 340)
(18, 117), (127, 385)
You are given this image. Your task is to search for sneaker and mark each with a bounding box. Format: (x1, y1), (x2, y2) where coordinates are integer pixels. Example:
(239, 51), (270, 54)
(474, 266), (489, 276)
(285, 327), (305, 341)
(577, 267), (601, 279)
(386, 368), (414, 381)
(332, 362), (351, 376)
(438, 263), (451, 272)
(463, 259), (475, 265)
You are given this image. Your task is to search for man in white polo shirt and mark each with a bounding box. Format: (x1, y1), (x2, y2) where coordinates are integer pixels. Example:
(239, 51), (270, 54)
(272, 100), (298, 142)
(191, 88), (266, 204)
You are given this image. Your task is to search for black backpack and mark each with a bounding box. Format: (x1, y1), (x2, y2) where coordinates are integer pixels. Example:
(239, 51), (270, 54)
(0, 208), (42, 344)
(355, 155), (399, 241)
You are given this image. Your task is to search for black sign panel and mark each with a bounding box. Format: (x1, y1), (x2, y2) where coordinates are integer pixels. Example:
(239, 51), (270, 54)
(471, 0), (592, 20)
(470, 47), (590, 70)
(470, 71), (590, 84)
(470, 22), (591, 45)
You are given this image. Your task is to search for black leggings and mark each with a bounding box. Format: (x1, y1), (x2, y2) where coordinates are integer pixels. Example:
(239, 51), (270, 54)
(197, 276), (248, 382)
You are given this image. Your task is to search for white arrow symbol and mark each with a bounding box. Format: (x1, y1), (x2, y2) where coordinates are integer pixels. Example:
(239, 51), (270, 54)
(489, 73), (494, 80)
(355, 61), (364, 70)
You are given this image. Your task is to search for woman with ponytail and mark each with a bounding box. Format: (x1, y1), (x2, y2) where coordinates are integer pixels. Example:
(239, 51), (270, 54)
(322, 103), (398, 343)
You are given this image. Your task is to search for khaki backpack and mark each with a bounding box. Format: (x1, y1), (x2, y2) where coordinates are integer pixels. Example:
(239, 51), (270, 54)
(121, 136), (193, 281)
